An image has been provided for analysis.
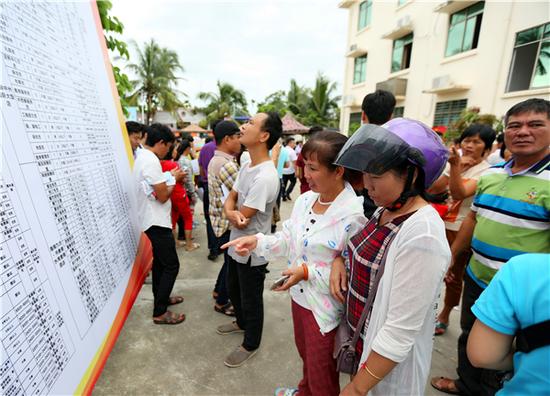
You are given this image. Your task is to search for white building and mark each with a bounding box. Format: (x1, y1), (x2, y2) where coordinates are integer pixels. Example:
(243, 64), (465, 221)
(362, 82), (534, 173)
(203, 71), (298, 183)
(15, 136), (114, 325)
(339, 0), (550, 134)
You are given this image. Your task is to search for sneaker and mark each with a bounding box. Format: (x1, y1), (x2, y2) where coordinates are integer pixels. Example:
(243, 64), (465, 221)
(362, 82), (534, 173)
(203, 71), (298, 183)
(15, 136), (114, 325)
(224, 346), (258, 368)
(274, 387), (298, 396)
(216, 321), (244, 335)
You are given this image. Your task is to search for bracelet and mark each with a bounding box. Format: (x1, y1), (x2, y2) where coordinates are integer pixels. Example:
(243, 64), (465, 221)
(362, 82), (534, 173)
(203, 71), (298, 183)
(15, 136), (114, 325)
(301, 263), (309, 281)
(363, 364), (382, 381)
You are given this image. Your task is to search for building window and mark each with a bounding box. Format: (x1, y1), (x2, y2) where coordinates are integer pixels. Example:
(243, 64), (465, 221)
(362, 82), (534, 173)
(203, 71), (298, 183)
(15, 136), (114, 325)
(391, 33), (413, 73)
(433, 99), (467, 127)
(445, 2), (484, 57)
(397, 0), (407, 6)
(393, 106), (404, 118)
(358, 1), (372, 31)
(353, 55), (368, 84)
(506, 23), (550, 92)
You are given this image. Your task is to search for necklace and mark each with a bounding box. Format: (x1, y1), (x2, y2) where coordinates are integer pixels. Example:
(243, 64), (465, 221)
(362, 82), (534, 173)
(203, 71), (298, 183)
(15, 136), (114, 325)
(317, 196), (334, 205)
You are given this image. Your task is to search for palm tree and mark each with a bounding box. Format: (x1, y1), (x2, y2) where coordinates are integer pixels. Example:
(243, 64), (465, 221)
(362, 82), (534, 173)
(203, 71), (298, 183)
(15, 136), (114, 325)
(287, 79), (310, 117)
(308, 73), (341, 126)
(197, 81), (248, 124)
(126, 39), (185, 124)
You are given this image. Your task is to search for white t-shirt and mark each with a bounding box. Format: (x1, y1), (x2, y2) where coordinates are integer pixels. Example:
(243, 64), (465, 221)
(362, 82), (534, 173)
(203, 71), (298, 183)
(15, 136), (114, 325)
(282, 146), (298, 175)
(487, 150), (504, 165)
(229, 160), (280, 266)
(133, 149), (172, 231)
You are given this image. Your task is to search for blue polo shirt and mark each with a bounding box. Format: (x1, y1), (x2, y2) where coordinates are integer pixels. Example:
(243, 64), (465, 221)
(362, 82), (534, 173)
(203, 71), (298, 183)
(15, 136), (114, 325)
(472, 253), (550, 395)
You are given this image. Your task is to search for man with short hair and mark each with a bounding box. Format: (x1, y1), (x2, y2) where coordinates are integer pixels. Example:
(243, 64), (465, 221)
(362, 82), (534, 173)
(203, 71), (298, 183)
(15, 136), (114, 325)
(126, 121), (145, 158)
(281, 136), (298, 201)
(431, 98), (550, 395)
(361, 89), (396, 125)
(358, 90), (397, 217)
(219, 112), (282, 367)
(208, 120), (242, 315)
(133, 123), (186, 325)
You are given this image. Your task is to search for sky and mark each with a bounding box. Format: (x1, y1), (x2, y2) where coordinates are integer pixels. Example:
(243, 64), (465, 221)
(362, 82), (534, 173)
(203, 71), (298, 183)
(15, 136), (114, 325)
(109, 0), (349, 113)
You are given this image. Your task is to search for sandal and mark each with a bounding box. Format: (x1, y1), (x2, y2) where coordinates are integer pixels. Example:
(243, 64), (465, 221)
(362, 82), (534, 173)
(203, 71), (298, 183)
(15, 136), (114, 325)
(185, 242), (200, 252)
(168, 296), (184, 306)
(153, 311), (186, 325)
(274, 387), (298, 396)
(214, 302), (235, 317)
(434, 321), (448, 336)
(430, 377), (461, 395)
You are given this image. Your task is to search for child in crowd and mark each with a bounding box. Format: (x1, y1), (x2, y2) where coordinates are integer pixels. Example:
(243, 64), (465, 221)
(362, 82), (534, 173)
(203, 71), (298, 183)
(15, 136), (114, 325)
(161, 142), (199, 251)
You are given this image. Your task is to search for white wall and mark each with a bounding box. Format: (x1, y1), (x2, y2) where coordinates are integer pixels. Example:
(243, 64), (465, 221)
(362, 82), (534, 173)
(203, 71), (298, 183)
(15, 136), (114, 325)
(340, 0), (550, 135)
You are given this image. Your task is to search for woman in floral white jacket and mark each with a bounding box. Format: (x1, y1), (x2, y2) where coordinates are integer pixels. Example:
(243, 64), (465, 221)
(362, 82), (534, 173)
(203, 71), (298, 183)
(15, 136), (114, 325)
(224, 131), (366, 396)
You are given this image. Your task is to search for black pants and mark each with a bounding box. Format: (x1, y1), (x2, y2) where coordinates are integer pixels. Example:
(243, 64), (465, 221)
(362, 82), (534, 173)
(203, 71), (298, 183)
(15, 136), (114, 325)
(456, 271), (506, 396)
(214, 231), (231, 305)
(227, 255), (267, 351)
(282, 173), (297, 199)
(203, 184), (217, 254)
(144, 226), (180, 317)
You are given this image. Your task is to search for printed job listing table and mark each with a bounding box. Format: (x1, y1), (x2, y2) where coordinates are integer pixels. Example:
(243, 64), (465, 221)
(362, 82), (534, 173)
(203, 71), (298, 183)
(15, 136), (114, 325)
(1, 2), (140, 394)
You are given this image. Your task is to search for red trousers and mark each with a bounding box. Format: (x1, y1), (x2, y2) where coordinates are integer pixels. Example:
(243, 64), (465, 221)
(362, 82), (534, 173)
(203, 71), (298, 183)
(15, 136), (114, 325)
(171, 196), (193, 231)
(291, 300), (340, 396)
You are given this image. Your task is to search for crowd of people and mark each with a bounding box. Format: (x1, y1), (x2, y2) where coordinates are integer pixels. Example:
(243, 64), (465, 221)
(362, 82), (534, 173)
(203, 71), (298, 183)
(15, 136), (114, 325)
(126, 93), (549, 395)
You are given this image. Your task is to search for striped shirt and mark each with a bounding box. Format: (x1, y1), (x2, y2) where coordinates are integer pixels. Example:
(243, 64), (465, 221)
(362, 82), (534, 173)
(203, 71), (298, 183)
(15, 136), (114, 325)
(468, 154), (550, 288)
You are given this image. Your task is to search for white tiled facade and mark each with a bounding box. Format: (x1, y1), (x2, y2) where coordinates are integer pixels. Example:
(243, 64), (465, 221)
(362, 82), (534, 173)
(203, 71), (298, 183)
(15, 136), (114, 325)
(339, 0), (550, 135)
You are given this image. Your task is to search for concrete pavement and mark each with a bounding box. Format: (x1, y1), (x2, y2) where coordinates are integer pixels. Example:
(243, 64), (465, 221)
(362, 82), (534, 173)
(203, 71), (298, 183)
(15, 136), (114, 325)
(93, 190), (459, 395)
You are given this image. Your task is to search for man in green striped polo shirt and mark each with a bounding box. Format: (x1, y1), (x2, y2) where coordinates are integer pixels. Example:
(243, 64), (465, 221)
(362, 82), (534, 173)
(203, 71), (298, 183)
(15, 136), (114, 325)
(432, 98), (550, 396)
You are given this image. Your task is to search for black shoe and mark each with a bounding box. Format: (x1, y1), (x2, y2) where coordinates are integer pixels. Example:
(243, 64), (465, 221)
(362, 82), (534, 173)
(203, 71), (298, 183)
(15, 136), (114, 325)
(208, 252), (219, 261)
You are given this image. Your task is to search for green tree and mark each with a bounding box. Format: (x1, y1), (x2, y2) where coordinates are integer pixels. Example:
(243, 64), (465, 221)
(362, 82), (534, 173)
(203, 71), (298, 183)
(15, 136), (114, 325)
(286, 79), (310, 117)
(97, 0), (132, 115)
(256, 90), (288, 116)
(446, 107), (503, 144)
(307, 72), (341, 127)
(126, 39), (185, 124)
(197, 81), (248, 125)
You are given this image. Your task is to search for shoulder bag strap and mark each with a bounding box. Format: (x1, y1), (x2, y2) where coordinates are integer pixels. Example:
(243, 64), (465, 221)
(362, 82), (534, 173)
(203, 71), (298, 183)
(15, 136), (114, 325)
(349, 229), (400, 348)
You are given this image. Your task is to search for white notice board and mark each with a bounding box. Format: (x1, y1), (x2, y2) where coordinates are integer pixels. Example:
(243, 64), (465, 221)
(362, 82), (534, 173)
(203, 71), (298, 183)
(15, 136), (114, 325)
(1, 2), (144, 394)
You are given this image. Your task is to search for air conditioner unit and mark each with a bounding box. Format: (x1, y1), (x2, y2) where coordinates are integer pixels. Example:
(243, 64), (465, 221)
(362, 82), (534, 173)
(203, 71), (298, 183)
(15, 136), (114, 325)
(342, 95), (356, 106)
(396, 15), (411, 28)
(432, 75), (452, 90)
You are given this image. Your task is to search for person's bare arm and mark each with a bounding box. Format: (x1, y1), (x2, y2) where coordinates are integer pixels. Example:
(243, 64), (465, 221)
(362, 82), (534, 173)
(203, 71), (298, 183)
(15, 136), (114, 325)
(445, 210), (476, 284)
(448, 164), (477, 200)
(451, 210), (476, 256)
(223, 190), (252, 229)
(467, 320), (514, 371)
(152, 183), (173, 203)
(341, 351), (398, 396)
(295, 166), (303, 180)
(428, 174), (448, 195)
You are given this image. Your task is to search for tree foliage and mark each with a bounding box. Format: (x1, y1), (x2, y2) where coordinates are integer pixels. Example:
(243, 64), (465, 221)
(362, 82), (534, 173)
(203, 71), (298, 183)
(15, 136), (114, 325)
(97, 0), (132, 115)
(126, 39), (185, 124)
(446, 107), (503, 143)
(255, 73), (341, 128)
(196, 81), (248, 125)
